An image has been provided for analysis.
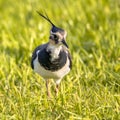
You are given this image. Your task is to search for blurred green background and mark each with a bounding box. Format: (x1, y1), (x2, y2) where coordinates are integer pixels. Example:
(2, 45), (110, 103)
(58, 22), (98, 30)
(0, 0), (120, 119)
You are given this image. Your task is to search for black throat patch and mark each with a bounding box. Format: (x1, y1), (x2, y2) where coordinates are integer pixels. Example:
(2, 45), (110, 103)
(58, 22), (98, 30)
(38, 49), (67, 71)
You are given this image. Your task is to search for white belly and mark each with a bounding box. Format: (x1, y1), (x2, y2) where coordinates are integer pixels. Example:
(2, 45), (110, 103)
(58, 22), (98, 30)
(33, 55), (70, 82)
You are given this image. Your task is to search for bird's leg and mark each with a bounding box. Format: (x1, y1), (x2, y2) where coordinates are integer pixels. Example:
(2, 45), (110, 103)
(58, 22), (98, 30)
(55, 84), (59, 96)
(46, 80), (50, 98)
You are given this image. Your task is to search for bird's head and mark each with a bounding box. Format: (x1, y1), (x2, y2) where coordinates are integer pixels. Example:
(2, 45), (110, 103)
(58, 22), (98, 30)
(37, 11), (68, 48)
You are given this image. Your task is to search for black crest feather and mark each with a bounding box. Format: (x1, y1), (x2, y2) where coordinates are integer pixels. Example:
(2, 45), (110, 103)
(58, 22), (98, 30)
(36, 11), (55, 27)
(36, 11), (64, 33)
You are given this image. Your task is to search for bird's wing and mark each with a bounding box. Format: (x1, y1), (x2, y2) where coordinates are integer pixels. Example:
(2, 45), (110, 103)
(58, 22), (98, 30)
(67, 51), (72, 69)
(31, 43), (48, 69)
(63, 47), (72, 69)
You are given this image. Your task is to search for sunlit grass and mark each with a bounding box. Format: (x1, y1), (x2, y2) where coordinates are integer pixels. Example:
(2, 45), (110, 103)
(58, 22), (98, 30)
(0, 0), (120, 119)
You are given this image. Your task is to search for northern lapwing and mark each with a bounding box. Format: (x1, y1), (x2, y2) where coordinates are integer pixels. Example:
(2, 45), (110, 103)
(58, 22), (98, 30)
(31, 11), (72, 97)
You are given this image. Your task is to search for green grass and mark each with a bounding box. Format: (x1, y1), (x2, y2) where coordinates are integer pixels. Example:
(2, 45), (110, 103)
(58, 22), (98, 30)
(0, 0), (120, 119)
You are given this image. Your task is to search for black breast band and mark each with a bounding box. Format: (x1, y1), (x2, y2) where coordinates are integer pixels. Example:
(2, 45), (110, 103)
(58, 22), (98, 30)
(38, 49), (67, 71)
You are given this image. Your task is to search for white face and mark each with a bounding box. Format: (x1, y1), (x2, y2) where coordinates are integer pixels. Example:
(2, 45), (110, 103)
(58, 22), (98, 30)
(49, 31), (67, 45)
(50, 33), (62, 44)
(50, 30), (67, 38)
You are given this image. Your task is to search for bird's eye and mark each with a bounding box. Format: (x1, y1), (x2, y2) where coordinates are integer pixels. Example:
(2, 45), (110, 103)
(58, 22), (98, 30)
(54, 35), (58, 40)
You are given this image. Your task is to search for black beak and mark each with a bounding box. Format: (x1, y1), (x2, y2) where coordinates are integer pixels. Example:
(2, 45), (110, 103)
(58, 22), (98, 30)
(62, 40), (69, 48)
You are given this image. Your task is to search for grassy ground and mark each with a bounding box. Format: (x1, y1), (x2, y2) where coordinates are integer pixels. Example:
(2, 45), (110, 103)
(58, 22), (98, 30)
(0, 0), (120, 119)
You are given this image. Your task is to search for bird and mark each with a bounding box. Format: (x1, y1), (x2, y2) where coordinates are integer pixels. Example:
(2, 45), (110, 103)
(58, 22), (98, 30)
(31, 11), (72, 97)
